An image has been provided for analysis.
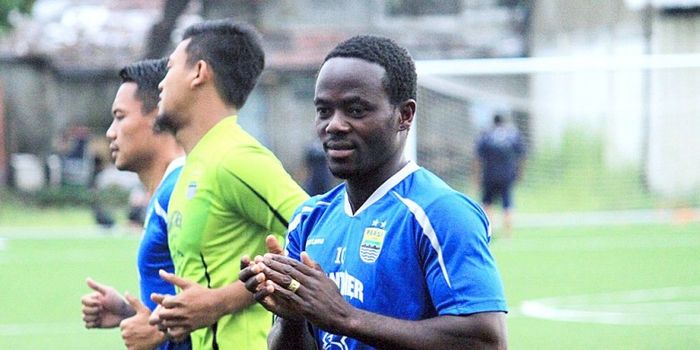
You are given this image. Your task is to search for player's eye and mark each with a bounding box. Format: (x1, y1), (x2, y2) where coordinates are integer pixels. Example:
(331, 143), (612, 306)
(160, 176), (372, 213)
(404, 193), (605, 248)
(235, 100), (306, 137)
(316, 107), (332, 119)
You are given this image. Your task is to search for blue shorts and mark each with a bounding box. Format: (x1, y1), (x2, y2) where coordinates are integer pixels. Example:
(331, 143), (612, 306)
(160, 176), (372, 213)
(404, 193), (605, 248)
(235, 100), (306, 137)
(482, 181), (513, 209)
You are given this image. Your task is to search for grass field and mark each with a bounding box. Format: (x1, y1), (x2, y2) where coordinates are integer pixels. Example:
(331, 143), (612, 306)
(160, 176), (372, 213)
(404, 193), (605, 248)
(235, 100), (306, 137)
(1, 220), (698, 349)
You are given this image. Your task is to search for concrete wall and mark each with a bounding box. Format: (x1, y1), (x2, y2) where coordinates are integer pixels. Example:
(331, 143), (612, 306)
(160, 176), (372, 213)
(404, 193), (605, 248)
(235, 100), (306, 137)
(529, 0), (700, 196)
(647, 13), (700, 195)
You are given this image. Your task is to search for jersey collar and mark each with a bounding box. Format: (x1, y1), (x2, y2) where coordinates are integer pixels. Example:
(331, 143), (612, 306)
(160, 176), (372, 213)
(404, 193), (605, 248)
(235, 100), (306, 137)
(344, 161), (420, 217)
(157, 156), (185, 190)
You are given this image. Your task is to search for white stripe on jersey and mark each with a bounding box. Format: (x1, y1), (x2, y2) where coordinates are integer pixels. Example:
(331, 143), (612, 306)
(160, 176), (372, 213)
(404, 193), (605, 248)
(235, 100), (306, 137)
(287, 201), (331, 232)
(393, 191), (452, 289)
(285, 202), (330, 256)
(154, 200), (167, 221)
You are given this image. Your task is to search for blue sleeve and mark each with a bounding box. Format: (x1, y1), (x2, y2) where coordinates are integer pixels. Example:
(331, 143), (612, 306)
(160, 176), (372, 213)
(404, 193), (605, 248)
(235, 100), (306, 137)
(418, 194), (507, 315)
(284, 204), (312, 262)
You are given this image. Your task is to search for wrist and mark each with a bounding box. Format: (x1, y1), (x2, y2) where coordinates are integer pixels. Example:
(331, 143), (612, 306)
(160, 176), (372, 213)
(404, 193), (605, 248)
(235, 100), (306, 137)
(340, 307), (363, 339)
(119, 298), (137, 319)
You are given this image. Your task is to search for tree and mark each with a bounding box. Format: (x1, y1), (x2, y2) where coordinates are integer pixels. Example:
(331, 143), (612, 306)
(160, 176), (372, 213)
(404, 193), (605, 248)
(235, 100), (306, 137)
(0, 0), (34, 32)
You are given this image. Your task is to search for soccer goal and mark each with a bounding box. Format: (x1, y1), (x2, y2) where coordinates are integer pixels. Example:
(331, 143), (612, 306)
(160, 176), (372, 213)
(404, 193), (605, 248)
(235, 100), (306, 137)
(413, 54), (700, 212)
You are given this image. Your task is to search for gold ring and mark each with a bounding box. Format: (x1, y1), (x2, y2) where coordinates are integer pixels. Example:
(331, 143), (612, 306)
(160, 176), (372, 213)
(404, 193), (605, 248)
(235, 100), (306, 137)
(287, 279), (301, 293)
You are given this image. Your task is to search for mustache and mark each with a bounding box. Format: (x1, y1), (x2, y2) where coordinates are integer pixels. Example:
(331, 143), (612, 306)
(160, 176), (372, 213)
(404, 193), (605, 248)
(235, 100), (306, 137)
(323, 138), (354, 150)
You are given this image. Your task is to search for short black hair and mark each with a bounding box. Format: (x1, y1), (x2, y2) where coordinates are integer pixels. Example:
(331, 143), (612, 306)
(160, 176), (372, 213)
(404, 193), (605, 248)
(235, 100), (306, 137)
(183, 19), (265, 109)
(119, 58), (167, 114)
(494, 114), (504, 125)
(323, 35), (417, 105)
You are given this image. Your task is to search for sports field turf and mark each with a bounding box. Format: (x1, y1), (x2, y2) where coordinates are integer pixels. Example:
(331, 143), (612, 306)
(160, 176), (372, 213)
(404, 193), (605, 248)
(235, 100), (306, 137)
(1, 221), (699, 349)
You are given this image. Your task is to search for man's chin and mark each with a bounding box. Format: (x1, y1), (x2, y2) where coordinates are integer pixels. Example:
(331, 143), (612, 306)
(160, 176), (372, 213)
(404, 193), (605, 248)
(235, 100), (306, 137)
(328, 165), (353, 180)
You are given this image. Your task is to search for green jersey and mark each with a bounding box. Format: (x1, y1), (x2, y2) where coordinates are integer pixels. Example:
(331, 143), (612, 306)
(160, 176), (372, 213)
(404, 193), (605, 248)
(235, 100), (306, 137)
(168, 116), (308, 350)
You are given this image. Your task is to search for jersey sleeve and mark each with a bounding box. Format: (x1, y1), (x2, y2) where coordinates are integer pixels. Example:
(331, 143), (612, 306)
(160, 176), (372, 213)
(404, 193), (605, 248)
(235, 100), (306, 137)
(217, 146), (309, 240)
(418, 194), (507, 316)
(284, 201), (317, 261)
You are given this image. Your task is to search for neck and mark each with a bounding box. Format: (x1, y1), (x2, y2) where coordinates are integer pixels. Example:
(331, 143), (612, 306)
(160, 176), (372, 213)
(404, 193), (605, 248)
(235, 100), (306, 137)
(345, 156), (408, 213)
(136, 144), (185, 194)
(176, 93), (237, 154)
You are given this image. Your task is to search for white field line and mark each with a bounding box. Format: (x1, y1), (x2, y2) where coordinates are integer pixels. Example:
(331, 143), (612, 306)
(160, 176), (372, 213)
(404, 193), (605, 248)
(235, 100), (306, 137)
(516, 208), (700, 228)
(519, 286), (700, 325)
(494, 232), (700, 252)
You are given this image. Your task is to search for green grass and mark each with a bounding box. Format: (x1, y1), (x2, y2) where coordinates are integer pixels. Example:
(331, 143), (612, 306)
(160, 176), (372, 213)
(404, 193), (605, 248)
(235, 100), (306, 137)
(0, 189), (129, 227)
(1, 220), (699, 349)
(0, 232), (140, 349)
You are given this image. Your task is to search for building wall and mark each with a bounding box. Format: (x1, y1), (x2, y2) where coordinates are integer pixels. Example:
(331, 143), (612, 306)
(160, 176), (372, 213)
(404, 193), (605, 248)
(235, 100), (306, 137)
(647, 13), (700, 195)
(529, 0), (700, 196)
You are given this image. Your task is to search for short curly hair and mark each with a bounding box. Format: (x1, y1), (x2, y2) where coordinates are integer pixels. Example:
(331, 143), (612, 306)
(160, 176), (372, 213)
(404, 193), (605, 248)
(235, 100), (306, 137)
(323, 35), (417, 105)
(119, 58), (167, 115)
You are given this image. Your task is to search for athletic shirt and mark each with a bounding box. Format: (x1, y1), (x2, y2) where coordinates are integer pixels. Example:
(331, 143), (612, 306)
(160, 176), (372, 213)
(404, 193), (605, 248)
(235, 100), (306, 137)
(477, 125), (525, 184)
(136, 156), (190, 350)
(286, 162), (507, 350)
(138, 156), (184, 311)
(167, 116), (308, 350)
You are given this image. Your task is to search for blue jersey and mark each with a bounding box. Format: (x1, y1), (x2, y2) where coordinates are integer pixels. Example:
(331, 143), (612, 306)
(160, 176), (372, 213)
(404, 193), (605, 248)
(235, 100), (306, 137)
(286, 162), (507, 350)
(137, 156), (191, 350)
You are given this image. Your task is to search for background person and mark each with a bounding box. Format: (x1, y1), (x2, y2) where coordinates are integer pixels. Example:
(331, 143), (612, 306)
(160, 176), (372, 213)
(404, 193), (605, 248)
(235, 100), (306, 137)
(476, 113), (526, 238)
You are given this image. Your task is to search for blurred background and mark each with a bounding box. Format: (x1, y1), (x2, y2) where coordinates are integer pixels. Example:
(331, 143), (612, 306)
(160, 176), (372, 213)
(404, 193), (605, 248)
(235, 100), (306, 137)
(0, 0), (698, 349)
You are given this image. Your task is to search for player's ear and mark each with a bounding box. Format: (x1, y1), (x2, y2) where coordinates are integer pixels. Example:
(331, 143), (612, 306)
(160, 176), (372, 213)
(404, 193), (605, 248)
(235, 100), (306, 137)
(397, 99), (416, 132)
(191, 60), (211, 88)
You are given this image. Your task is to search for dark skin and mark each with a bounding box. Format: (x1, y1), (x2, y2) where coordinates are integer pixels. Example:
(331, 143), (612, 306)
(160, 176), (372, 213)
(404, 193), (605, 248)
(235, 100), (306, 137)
(239, 57), (507, 349)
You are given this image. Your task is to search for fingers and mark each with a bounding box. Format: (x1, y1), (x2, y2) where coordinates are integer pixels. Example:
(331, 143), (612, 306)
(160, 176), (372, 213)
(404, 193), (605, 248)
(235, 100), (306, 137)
(240, 255), (252, 271)
(300, 252), (323, 272)
(251, 260), (299, 291)
(253, 280), (276, 301)
(81, 293), (102, 328)
(86, 278), (109, 295)
(124, 292), (150, 314)
(158, 269), (194, 290)
(264, 253), (319, 278)
(150, 293), (166, 306)
(266, 235), (284, 255)
(81, 292), (102, 307)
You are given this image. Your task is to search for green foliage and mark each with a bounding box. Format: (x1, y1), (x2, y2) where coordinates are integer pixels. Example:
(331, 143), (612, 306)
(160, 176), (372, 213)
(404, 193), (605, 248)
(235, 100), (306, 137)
(31, 185), (94, 207)
(0, 0), (34, 31)
(0, 186), (129, 226)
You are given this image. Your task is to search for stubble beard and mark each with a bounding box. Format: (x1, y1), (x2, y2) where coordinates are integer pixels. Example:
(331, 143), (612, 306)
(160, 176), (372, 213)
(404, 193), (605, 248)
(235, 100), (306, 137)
(154, 112), (179, 135)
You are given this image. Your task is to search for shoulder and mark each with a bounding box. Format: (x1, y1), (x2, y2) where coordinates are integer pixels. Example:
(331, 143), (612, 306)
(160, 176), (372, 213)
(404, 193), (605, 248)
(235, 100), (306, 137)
(288, 185), (344, 231)
(154, 165), (182, 206)
(395, 168), (489, 234)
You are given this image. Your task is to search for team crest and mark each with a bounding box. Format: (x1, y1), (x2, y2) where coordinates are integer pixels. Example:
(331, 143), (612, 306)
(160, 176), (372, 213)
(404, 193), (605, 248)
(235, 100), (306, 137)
(186, 181), (197, 199)
(359, 225), (386, 263)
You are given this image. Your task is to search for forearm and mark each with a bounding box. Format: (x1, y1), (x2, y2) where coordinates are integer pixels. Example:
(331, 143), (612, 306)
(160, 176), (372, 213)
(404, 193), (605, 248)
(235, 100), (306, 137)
(339, 310), (507, 350)
(269, 317), (317, 350)
(215, 281), (257, 316)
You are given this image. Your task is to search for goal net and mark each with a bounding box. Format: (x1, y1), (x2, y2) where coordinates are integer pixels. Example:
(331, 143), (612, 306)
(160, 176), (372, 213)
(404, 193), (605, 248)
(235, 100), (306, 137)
(414, 54), (700, 213)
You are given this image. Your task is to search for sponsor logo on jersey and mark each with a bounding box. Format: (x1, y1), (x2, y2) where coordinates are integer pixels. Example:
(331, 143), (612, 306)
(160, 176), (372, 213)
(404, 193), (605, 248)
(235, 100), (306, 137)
(306, 237), (325, 246)
(186, 181), (197, 199)
(359, 225), (386, 263)
(328, 271), (364, 302)
(322, 332), (349, 349)
(169, 210), (182, 229)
